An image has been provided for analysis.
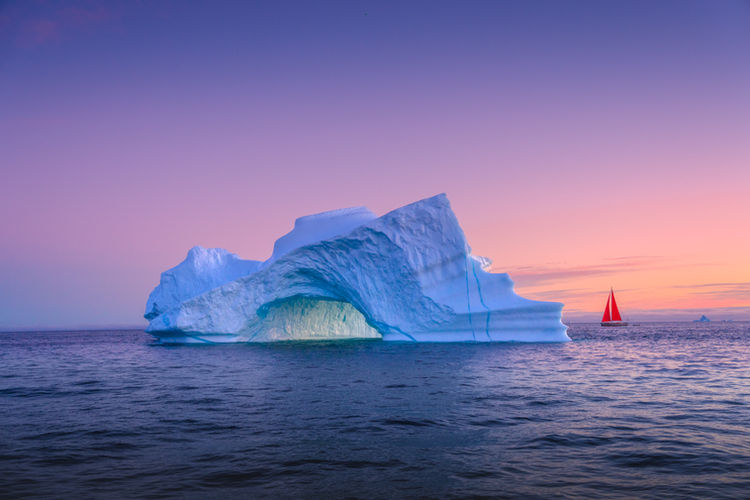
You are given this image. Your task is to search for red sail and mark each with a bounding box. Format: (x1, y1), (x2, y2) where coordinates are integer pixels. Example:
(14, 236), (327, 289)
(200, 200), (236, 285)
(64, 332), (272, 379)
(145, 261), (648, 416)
(610, 289), (622, 321)
(602, 293), (611, 322)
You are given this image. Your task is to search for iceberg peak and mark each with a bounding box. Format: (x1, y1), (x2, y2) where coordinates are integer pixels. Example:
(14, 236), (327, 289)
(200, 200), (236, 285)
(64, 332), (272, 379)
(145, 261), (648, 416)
(268, 205), (376, 262)
(144, 246), (261, 320)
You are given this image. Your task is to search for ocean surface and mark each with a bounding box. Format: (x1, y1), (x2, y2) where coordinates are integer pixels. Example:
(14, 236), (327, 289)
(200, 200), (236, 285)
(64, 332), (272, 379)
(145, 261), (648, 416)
(1, 322), (749, 499)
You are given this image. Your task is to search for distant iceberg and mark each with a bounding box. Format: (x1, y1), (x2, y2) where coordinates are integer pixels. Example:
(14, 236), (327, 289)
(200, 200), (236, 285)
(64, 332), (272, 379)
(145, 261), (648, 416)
(145, 194), (569, 343)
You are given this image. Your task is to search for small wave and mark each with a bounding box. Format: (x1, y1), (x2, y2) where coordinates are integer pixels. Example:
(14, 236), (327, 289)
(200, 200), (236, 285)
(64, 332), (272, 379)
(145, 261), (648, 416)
(194, 453), (235, 463)
(518, 433), (614, 449)
(21, 430), (78, 441)
(72, 380), (101, 386)
(84, 429), (140, 438)
(380, 418), (444, 427)
(199, 468), (274, 486)
(33, 453), (97, 466)
(282, 458), (404, 469)
(339, 424), (387, 433)
(455, 469), (499, 479)
(606, 451), (702, 470)
(468, 418), (518, 428)
(89, 441), (143, 452)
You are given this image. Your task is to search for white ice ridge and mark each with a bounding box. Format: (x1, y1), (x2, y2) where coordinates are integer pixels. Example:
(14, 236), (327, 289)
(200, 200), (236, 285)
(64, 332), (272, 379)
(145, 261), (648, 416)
(144, 194), (569, 343)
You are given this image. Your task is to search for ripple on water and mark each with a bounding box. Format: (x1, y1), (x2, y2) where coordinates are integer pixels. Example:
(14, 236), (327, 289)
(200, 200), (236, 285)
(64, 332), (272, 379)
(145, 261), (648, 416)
(0, 323), (749, 498)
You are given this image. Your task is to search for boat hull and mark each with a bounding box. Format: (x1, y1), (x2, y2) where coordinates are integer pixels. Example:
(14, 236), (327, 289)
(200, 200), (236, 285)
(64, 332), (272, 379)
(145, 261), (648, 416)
(600, 321), (628, 327)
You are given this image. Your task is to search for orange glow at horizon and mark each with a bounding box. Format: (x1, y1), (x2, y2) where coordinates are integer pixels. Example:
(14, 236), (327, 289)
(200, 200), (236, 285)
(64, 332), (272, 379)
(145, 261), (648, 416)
(460, 175), (750, 320)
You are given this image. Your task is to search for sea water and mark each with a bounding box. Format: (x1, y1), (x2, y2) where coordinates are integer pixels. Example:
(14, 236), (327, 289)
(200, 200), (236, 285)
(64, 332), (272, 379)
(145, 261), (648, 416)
(1, 323), (749, 499)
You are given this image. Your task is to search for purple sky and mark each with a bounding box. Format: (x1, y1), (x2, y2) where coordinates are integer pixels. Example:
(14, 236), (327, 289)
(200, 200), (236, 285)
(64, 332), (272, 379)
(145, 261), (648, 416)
(1, 0), (749, 329)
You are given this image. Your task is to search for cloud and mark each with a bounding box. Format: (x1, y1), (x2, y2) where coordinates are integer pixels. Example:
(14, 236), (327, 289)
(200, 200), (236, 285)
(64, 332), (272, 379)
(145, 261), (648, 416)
(2, 1), (120, 48)
(674, 282), (750, 288)
(498, 256), (667, 286)
(517, 287), (603, 301)
(61, 5), (113, 26)
(674, 282), (750, 301)
(23, 18), (60, 47)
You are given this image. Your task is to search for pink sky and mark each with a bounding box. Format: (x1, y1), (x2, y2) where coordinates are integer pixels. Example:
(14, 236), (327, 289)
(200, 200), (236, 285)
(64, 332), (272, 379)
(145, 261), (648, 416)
(1, 1), (748, 328)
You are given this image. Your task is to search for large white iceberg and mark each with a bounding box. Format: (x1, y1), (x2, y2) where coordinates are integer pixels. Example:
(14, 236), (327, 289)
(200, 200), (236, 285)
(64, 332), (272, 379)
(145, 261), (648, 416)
(145, 194), (569, 343)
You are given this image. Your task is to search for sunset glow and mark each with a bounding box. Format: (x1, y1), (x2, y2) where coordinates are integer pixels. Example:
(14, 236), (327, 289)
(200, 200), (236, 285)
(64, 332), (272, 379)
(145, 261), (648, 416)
(1, 0), (748, 328)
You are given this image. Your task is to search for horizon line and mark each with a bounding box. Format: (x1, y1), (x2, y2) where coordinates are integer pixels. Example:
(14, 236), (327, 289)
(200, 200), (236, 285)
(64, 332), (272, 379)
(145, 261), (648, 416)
(2, 320), (749, 334)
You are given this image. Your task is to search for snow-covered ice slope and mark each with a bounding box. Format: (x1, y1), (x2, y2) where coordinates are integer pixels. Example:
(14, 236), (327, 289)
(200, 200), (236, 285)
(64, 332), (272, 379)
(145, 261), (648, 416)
(144, 194), (569, 343)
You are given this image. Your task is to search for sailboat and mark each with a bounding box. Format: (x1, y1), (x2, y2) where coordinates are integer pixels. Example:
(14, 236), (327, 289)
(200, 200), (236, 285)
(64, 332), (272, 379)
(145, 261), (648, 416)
(601, 288), (628, 327)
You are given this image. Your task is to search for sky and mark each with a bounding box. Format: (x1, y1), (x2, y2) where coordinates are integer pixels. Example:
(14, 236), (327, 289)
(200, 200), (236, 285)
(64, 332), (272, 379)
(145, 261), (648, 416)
(1, 0), (749, 329)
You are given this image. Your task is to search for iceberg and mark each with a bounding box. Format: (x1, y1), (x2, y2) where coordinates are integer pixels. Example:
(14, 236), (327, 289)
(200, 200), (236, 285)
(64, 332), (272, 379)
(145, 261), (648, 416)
(145, 194), (569, 343)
